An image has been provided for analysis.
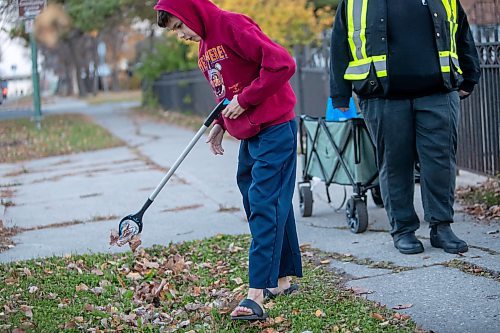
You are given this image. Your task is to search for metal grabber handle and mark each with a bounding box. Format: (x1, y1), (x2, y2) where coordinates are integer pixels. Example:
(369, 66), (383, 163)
(128, 98), (230, 233)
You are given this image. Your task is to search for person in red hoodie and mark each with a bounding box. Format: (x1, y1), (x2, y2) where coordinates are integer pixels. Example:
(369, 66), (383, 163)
(154, 0), (303, 321)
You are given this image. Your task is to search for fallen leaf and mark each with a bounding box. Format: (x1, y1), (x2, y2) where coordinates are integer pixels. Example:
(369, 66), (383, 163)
(191, 286), (201, 296)
(91, 268), (104, 276)
(28, 286), (38, 294)
(371, 313), (384, 321)
(64, 321), (76, 329)
(299, 243), (311, 250)
(315, 309), (325, 317)
(19, 305), (33, 319)
(4, 277), (17, 285)
(350, 287), (373, 295)
(231, 277), (243, 285)
(47, 293), (58, 299)
(109, 229), (119, 246)
(228, 242), (244, 253)
(116, 274), (126, 288)
(90, 287), (104, 295)
(261, 329), (277, 333)
(394, 313), (412, 320)
(274, 315), (285, 323)
(129, 235), (142, 252)
(75, 283), (89, 292)
(126, 272), (142, 280)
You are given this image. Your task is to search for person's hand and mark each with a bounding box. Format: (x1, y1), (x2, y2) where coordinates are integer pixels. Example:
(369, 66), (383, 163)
(221, 95), (246, 119)
(458, 90), (470, 99)
(337, 107), (349, 112)
(206, 124), (225, 155)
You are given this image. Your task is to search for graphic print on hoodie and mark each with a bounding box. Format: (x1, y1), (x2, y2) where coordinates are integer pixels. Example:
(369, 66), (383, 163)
(198, 46), (228, 98)
(154, 0), (297, 140)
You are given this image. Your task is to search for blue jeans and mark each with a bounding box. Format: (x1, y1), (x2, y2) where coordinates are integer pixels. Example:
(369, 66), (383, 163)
(237, 119), (303, 289)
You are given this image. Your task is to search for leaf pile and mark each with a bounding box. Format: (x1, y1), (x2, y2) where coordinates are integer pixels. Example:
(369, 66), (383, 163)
(456, 177), (500, 222)
(0, 234), (419, 332)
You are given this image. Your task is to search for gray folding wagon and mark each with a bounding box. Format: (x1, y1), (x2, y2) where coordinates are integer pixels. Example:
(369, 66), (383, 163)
(298, 116), (384, 233)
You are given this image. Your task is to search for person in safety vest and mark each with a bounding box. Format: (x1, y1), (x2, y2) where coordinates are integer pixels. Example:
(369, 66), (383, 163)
(330, 0), (480, 255)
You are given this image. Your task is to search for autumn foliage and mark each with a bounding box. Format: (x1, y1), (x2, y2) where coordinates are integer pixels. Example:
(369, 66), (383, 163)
(213, 0), (333, 48)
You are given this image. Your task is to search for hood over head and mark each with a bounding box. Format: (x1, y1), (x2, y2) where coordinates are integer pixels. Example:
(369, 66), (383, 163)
(154, 0), (223, 39)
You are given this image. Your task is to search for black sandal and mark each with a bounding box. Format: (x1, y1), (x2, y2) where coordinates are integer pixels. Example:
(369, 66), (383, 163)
(263, 283), (299, 300)
(230, 299), (268, 321)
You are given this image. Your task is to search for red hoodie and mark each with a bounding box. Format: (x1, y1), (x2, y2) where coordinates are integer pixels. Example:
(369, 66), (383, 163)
(154, 0), (297, 140)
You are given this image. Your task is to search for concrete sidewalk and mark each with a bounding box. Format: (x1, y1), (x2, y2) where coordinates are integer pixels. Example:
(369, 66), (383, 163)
(1, 100), (498, 333)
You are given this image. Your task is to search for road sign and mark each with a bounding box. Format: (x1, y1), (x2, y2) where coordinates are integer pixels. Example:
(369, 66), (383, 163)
(18, 0), (46, 19)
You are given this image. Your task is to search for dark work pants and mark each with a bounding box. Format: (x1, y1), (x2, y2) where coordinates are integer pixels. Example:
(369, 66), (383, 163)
(237, 119), (303, 289)
(359, 91), (460, 238)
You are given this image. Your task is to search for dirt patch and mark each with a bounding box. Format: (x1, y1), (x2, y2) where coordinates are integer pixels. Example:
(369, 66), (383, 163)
(161, 204), (204, 213)
(217, 205), (241, 213)
(0, 199), (15, 208)
(0, 189), (16, 199)
(4, 166), (29, 178)
(0, 219), (22, 253)
(445, 259), (500, 282)
(79, 193), (103, 199)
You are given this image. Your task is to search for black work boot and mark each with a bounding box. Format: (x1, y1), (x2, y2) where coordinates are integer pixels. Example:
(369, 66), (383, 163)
(430, 223), (468, 254)
(393, 232), (424, 254)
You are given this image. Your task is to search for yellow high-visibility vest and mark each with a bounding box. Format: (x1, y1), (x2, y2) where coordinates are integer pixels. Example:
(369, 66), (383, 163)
(343, 0), (463, 81)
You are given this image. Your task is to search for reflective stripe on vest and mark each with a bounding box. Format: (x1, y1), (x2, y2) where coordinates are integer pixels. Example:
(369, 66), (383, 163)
(441, 0), (463, 74)
(343, 0), (461, 81)
(345, 0), (386, 80)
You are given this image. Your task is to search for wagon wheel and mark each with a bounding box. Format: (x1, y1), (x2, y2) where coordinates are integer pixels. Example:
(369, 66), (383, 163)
(346, 197), (368, 233)
(299, 184), (313, 217)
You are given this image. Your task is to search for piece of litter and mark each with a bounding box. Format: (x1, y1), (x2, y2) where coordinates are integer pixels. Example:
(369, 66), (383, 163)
(109, 226), (142, 251)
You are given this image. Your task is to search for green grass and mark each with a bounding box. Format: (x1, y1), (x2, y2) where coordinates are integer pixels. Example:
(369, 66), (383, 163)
(0, 235), (418, 333)
(0, 114), (123, 163)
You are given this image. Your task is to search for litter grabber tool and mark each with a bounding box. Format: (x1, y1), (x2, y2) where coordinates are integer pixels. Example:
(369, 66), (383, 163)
(116, 98), (230, 245)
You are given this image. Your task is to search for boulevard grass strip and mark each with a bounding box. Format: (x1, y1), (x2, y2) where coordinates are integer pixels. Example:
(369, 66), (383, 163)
(133, 106), (205, 133)
(0, 234), (418, 333)
(85, 90), (142, 105)
(0, 114), (123, 163)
